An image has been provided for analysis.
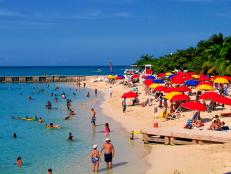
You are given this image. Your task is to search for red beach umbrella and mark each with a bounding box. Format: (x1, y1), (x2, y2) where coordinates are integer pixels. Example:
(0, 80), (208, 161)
(143, 79), (153, 86)
(197, 81), (213, 86)
(198, 76), (210, 81)
(131, 74), (139, 79)
(182, 75), (193, 81)
(164, 87), (177, 93)
(199, 92), (220, 100)
(173, 86), (191, 92)
(215, 96), (231, 106)
(157, 73), (166, 78)
(154, 86), (168, 92)
(181, 101), (207, 111)
(121, 91), (138, 98)
(170, 94), (190, 102)
(155, 86), (167, 92)
(171, 76), (185, 84)
(115, 75), (125, 80)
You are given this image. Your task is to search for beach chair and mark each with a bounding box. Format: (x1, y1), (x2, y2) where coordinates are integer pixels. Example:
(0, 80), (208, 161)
(167, 106), (182, 120)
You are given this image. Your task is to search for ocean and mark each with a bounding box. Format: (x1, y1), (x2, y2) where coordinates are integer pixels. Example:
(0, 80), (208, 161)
(0, 66), (129, 76)
(0, 69), (148, 174)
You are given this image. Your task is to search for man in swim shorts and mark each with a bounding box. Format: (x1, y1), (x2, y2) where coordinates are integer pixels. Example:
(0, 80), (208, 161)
(101, 138), (115, 169)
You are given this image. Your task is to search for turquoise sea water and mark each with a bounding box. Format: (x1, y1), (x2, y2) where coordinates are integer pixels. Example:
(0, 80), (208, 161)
(0, 83), (148, 174)
(0, 66), (129, 76)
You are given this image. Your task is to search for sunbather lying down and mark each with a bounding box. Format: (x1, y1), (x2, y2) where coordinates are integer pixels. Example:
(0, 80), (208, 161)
(184, 119), (204, 129)
(184, 111), (204, 129)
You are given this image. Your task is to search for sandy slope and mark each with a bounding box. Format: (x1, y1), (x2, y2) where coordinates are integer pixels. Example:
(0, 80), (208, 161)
(79, 76), (231, 174)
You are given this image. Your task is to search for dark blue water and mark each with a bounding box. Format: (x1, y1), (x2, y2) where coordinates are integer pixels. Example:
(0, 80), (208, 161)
(0, 66), (128, 76)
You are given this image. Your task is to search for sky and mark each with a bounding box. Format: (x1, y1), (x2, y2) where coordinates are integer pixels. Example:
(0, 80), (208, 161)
(0, 0), (231, 66)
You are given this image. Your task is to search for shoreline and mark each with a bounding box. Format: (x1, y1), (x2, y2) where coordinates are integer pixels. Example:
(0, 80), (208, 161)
(84, 76), (153, 173)
(84, 76), (231, 174)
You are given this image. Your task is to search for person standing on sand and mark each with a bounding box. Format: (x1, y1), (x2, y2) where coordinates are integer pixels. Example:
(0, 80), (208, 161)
(94, 88), (98, 96)
(122, 98), (126, 113)
(101, 138), (115, 169)
(83, 82), (86, 88)
(91, 108), (96, 127)
(91, 144), (100, 172)
(109, 86), (112, 98)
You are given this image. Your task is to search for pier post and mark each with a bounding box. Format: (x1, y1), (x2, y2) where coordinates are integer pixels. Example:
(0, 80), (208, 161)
(130, 131), (134, 140)
(170, 137), (175, 145)
(143, 134), (149, 144)
(164, 137), (170, 145)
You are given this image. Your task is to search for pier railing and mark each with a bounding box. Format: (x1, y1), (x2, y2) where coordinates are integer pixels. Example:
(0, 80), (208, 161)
(0, 76), (86, 83)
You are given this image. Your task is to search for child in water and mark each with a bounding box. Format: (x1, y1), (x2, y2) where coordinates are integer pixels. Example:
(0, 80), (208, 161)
(16, 157), (23, 167)
(67, 132), (74, 141)
(104, 123), (111, 137)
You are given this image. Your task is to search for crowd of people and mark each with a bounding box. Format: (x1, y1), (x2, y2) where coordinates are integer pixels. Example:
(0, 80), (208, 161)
(12, 82), (116, 173)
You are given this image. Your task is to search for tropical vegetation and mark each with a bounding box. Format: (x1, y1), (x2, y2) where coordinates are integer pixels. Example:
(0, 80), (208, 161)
(135, 33), (231, 75)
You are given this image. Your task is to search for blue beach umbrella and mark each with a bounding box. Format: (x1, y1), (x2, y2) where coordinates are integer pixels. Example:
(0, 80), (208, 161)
(153, 79), (164, 84)
(184, 80), (199, 86)
(145, 76), (156, 80)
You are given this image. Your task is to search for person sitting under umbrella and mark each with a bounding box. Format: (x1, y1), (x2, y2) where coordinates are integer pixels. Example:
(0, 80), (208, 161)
(209, 115), (222, 130)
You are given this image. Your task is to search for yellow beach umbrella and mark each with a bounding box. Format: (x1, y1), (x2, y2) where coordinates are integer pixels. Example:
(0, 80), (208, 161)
(166, 72), (172, 76)
(192, 75), (200, 79)
(196, 84), (215, 91)
(164, 92), (182, 100)
(214, 77), (229, 84)
(149, 83), (160, 89)
(107, 75), (115, 79)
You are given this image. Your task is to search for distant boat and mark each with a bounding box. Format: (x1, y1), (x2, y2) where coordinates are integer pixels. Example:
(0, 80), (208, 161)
(96, 68), (102, 73)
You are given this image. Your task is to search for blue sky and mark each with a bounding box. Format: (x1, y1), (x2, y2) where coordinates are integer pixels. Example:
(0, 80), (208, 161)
(0, 0), (230, 66)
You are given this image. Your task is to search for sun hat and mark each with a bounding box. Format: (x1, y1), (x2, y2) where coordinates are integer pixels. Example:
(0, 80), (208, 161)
(105, 137), (110, 141)
(92, 144), (97, 149)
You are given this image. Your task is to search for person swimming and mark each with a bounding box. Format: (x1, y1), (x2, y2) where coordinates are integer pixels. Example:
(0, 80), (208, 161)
(46, 101), (52, 109)
(67, 132), (74, 141)
(16, 157), (23, 167)
(38, 117), (44, 123)
(48, 168), (53, 174)
(13, 133), (17, 138)
(46, 123), (60, 128)
(69, 110), (76, 116)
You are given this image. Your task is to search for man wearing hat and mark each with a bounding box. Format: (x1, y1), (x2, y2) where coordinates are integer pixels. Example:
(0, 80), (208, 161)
(101, 138), (115, 169)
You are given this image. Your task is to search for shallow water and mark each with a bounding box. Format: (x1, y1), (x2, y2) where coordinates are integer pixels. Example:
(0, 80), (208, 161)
(0, 83), (148, 174)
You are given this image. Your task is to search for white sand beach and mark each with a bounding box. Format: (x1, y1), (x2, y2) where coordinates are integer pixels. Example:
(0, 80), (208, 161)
(82, 76), (231, 174)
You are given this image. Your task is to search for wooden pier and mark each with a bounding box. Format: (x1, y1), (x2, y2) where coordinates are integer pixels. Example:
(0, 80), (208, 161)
(142, 127), (231, 145)
(0, 76), (86, 83)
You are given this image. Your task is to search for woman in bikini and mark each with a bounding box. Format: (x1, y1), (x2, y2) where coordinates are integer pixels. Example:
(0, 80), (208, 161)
(91, 144), (100, 172)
